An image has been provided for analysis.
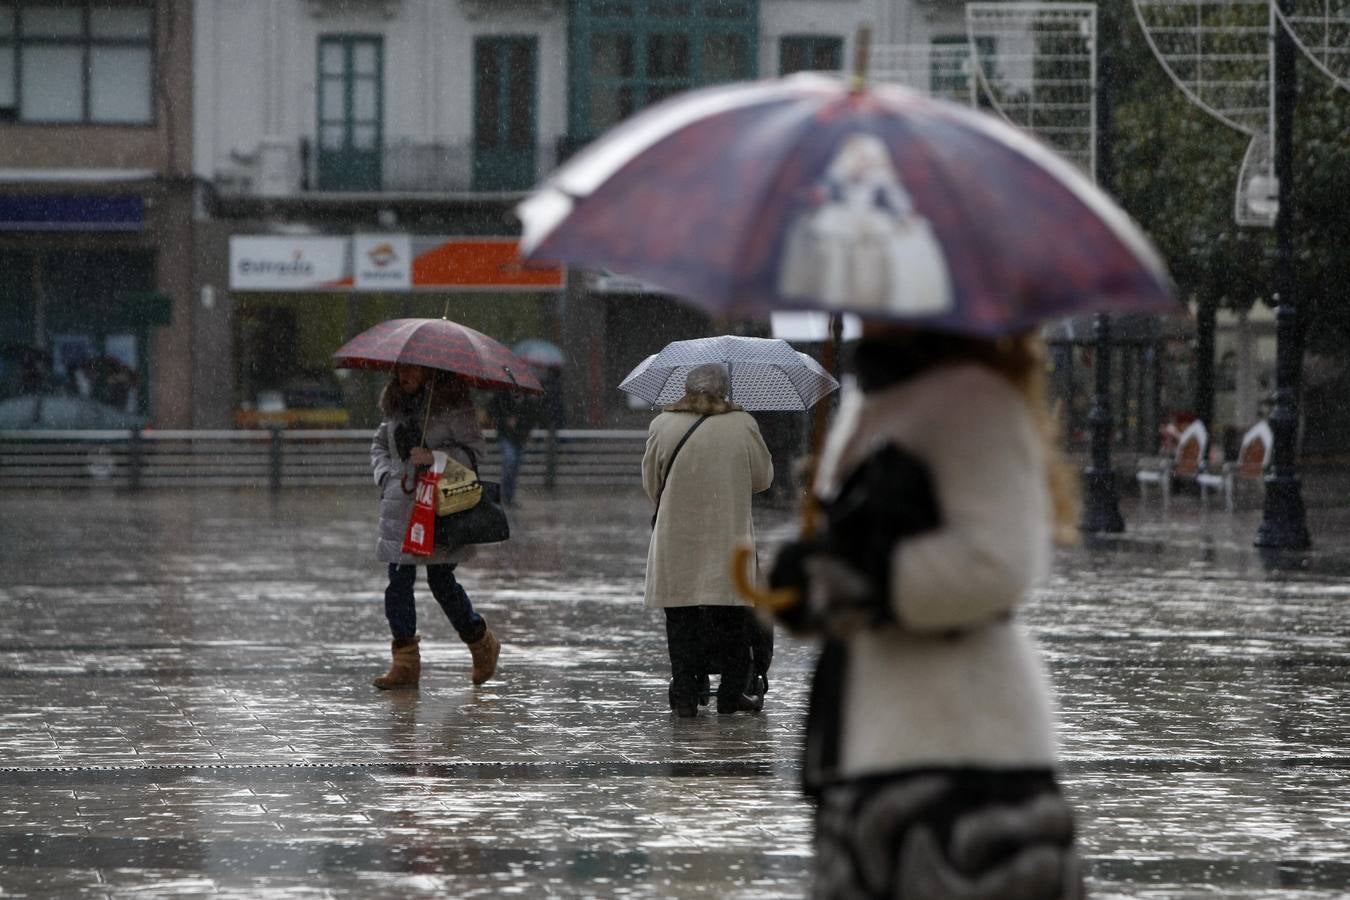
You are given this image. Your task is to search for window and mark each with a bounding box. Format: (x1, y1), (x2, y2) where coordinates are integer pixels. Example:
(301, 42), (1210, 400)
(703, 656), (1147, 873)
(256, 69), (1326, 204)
(316, 35), (383, 191)
(0, 1), (154, 124)
(779, 35), (842, 76)
(569, 0), (757, 142)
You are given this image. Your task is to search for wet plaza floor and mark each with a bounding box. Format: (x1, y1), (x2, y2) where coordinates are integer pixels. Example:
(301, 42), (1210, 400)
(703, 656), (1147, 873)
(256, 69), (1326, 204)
(1, 484), (1348, 898)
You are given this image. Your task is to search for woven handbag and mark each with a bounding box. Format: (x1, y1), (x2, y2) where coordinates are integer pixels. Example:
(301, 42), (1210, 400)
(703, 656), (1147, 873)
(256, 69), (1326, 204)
(436, 454), (483, 516)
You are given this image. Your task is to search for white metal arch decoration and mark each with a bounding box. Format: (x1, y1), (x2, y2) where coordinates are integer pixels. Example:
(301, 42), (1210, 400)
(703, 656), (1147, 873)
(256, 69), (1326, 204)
(1131, 0), (1272, 136)
(965, 2), (1100, 180)
(1133, 0), (1277, 225)
(1274, 1), (1350, 91)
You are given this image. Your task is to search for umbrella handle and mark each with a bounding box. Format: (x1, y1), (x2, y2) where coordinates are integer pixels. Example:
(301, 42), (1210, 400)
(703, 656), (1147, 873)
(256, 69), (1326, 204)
(730, 543), (800, 613)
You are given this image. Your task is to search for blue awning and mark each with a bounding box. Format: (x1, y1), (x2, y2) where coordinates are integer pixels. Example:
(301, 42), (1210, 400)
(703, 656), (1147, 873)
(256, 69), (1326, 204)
(0, 195), (144, 232)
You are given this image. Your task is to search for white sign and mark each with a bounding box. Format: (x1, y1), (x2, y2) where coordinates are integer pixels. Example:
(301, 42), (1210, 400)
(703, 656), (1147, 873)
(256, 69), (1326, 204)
(770, 312), (862, 342)
(588, 269), (667, 295)
(229, 237), (347, 291)
(354, 233), (412, 291)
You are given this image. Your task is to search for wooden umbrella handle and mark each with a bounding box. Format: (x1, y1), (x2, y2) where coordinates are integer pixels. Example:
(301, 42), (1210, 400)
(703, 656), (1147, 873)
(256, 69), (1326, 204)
(730, 543), (800, 613)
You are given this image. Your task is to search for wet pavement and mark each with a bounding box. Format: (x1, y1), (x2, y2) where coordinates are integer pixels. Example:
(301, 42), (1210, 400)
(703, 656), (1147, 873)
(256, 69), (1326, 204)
(1, 483), (1348, 898)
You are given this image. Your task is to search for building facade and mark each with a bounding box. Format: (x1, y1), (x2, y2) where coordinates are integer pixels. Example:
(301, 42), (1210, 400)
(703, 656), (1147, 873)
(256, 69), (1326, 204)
(0, 0), (194, 426)
(190, 0), (964, 430)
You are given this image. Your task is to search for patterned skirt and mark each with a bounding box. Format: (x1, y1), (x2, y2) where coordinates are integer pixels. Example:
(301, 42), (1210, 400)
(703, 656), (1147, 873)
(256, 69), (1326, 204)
(812, 768), (1085, 900)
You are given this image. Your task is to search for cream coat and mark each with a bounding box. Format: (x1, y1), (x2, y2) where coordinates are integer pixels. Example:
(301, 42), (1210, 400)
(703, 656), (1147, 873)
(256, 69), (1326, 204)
(813, 363), (1059, 776)
(643, 409), (773, 608)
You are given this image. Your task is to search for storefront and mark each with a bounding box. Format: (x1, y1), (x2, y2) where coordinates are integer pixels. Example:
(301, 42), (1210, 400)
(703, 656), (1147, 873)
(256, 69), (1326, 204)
(227, 234), (565, 429)
(0, 191), (182, 426)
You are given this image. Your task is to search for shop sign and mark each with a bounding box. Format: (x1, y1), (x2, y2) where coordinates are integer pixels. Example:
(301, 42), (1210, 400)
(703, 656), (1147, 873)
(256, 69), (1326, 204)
(229, 235), (564, 291)
(354, 234), (412, 291)
(408, 238), (564, 291)
(229, 236), (348, 290)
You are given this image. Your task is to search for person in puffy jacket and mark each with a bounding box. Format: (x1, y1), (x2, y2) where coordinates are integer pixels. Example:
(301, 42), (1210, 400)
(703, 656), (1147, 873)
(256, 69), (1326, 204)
(369, 363), (499, 689)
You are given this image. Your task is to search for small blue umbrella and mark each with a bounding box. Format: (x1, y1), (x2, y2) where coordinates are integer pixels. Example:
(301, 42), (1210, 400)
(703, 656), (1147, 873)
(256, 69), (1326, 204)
(619, 336), (838, 411)
(512, 339), (565, 369)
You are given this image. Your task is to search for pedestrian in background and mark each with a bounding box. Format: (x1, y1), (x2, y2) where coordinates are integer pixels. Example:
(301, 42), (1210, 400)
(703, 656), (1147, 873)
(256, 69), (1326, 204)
(369, 363), (500, 689)
(643, 363), (774, 717)
(768, 326), (1085, 898)
(487, 387), (540, 507)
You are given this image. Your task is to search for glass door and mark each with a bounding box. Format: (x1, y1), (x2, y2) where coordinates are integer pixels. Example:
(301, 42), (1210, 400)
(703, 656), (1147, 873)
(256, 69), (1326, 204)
(317, 35), (383, 191)
(473, 36), (537, 191)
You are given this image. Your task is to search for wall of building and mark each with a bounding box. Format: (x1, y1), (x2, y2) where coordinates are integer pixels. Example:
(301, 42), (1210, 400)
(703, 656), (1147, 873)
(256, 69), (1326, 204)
(193, 0), (569, 191)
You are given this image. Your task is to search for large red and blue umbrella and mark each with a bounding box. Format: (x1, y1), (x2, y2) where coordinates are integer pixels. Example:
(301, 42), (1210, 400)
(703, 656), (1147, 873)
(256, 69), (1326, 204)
(518, 74), (1180, 335)
(333, 318), (542, 394)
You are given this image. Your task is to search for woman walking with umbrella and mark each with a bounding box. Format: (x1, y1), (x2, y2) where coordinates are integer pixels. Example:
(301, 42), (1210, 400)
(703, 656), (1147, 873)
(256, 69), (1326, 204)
(335, 317), (541, 690)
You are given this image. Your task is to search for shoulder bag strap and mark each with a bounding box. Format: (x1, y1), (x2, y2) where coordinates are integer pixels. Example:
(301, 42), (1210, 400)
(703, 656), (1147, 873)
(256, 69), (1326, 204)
(442, 438), (480, 475)
(651, 414), (710, 528)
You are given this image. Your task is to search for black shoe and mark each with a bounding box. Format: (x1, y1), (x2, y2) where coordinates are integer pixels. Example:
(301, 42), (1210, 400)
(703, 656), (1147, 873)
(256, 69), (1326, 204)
(717, 692), (764, 714)
(697, 673), (711, 707)
(669, 676), (700, 717)
(753, 673), (768, 697)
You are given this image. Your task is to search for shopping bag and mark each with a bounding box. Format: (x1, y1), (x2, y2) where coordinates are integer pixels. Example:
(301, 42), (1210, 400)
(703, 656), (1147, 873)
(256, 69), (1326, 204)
(401, 452), (449, 557)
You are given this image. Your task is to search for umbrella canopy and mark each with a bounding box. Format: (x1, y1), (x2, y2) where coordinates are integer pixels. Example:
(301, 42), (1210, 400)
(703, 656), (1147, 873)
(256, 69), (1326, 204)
(333, 318), (542, 394)
(619, 336), (838, 411)
(512, 338), (566, 369)
(0, 394), (146, 430)
(519, 74), (1180, 336)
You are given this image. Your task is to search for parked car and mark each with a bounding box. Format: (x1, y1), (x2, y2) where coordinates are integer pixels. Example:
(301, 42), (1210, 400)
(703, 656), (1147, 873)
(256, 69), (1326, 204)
(0, 394), (147, 430)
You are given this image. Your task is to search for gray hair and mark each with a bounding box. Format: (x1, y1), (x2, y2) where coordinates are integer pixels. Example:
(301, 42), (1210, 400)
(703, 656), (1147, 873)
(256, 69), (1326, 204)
(684, 363), (730, 399)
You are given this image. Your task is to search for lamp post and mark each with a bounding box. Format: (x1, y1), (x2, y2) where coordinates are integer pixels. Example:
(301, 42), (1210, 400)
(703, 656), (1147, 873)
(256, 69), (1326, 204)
(1255, 0), (1310, 549)
(1082, 312), (1125, 533)
(1081, 11), (1124, 534)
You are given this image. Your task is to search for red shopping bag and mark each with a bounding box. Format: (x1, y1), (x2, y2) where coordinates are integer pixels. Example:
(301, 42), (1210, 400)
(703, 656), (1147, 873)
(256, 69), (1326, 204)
(401, 452), (447, 556)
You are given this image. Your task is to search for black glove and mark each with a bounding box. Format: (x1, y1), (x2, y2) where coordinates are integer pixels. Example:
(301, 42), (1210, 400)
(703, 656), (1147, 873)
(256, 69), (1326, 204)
(767, 442), (942, 637)
(392, 421), (423, 462)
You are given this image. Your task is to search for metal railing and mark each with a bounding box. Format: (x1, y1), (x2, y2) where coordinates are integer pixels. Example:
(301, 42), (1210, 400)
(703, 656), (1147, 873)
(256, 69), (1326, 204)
(0, 428), (647, 491)
(215, 137), (564, 197)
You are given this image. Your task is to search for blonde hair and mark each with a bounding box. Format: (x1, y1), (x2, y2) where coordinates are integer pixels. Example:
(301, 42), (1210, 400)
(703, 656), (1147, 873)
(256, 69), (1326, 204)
(960, 332), (1080, 545)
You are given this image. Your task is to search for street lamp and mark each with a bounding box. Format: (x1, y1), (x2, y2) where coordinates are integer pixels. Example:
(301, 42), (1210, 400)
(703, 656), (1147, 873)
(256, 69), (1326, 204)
(1255, 0), (1310, 550)
(1081, 12), (1124, 534)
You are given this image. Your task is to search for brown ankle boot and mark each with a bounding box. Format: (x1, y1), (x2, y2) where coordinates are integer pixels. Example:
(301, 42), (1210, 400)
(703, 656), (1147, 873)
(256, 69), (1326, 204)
(373, 635), (420, 690)
(466, 625), (499, 685)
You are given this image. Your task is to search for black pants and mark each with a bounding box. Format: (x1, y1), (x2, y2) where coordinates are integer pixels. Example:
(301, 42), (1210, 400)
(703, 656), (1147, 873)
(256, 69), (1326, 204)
(384, 563), (484, 643)
(664, 606), (754, 704)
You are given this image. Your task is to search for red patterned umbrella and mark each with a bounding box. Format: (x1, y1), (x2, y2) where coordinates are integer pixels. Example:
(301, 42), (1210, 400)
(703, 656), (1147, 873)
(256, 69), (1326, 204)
(333, 318), (542, 394)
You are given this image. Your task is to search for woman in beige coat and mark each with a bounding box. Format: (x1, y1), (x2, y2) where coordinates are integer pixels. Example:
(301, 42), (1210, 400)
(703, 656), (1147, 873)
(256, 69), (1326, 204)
(642, 363), (773, 717)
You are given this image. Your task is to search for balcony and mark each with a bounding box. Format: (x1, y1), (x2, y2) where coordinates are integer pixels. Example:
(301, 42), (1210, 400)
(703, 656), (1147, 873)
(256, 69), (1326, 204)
(213, 137), (563, 198)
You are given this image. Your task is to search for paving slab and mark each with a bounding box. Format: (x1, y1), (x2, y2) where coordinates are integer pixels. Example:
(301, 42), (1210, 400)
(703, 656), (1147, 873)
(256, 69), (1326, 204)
(1, 485), (1347, 898)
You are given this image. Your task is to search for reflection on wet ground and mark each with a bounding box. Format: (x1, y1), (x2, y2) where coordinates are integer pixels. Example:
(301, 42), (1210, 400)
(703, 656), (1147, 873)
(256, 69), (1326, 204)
(1, 486), (1347, 897)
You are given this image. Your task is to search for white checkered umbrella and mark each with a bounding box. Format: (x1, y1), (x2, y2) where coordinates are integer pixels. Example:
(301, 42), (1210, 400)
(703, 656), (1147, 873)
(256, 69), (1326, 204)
(619, 336), (838, 411)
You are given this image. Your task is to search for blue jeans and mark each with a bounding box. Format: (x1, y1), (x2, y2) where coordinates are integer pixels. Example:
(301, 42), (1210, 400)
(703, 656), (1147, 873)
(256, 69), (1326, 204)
(499, 438), (522, 505)
(384, 563), (484, 642)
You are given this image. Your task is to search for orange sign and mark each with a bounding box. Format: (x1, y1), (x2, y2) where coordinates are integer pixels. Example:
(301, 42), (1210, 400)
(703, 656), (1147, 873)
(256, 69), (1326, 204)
(323, 237), (565, 291)
(414, 238), (564, 290)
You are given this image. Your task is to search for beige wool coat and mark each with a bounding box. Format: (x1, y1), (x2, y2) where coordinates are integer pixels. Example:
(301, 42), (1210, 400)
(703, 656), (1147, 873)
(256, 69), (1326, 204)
(642, 404), (773, 609)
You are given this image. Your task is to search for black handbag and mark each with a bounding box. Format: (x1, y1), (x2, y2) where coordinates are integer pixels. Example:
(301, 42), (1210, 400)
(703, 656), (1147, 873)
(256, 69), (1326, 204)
(433, 443), (510, 548)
